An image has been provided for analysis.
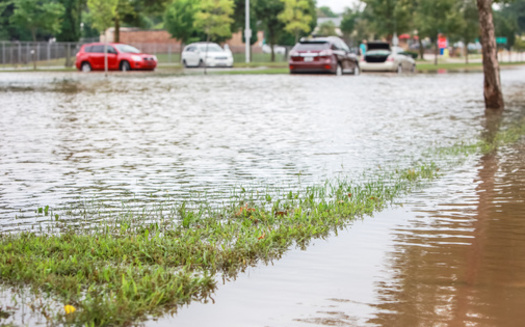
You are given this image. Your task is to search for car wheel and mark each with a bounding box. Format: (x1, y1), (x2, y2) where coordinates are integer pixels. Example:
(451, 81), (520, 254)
(352, 64), (360, 75)
(120, 61), (131, 72)
(198, 59), (204, 68)
(411, 64), (416, 73)
(336, 63), (343, 76)
(182, 59), (188, 68)
(397, 64), (403, 74)
(81, 62), (91, 73)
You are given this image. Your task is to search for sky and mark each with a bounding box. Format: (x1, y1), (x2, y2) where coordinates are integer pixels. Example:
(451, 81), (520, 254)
(316, 0), (360, 14)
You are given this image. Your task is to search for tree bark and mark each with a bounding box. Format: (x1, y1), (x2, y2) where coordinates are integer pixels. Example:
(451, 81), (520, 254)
(115, 16), (120, 43)
(476, 0), (504, 111)
(418, 38), (424, 60)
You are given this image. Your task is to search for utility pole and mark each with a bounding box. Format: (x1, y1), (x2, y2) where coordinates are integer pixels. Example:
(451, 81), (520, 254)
(245, 0), (251, 63)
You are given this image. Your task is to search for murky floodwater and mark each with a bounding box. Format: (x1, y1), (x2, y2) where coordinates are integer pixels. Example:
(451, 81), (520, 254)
(1, 68), (525, 326)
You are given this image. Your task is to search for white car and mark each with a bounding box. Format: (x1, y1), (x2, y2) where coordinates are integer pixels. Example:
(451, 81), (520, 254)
(360, 42), (416, 73)
(181, 42), (234, 68)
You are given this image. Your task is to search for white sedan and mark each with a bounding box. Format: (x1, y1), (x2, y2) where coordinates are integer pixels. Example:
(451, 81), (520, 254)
(360, 42), (416, 73)
(181, 42), (234, 68)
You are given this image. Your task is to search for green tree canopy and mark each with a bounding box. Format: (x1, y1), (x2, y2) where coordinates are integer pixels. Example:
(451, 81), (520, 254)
(10, 0), (65, 41)
(317, 20), (337, 36)
(255, 0), (285, 61)
(278, 0), (313, 43)
(317, 5), (337, 18)
(193, 0), (234, 42)
(164, 0), (198, 48)
(87, 0), (117, 35)
(56, 0), (82, 42)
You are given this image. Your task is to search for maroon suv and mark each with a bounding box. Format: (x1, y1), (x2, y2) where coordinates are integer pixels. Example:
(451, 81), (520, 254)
(75, 43), (157, 72)
(289, 37), (359, 75)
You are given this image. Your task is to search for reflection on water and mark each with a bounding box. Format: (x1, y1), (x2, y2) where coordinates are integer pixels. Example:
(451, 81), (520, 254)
(1, 70), (509, 229)
(1, 69), (525, 326)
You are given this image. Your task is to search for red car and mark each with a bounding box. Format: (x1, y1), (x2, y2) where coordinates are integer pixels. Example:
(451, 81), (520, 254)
(75, 43), (157, 72)
(289, 37), (359, 75)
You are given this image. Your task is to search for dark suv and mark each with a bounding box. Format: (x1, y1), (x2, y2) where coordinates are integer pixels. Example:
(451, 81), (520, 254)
(288, 37), (359, 75)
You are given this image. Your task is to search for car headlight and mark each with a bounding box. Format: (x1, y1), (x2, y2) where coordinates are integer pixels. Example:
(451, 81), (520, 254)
(131, 55), (142, 62)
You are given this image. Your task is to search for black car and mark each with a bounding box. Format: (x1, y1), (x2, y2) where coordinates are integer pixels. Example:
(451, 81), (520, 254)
(288, 36), (360, 75)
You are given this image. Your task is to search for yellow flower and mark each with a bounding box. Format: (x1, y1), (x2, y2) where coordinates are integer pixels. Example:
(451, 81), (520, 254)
(64, 304), (76, 314)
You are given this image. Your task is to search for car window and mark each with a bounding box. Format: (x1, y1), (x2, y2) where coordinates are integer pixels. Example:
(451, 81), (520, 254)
(294, 42), (330, 51)
(91, 45), (105, 53)
(186, 46), (195, 52)
(198, 44), (223, 52)
(107, 46), (117, 54)
(114, 44), (141, 53)
(84, 45), (93, 53)
(331, 43), (338, 50)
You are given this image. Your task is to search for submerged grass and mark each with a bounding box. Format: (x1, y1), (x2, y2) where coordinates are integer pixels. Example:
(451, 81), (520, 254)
(1, 118), (525, 326)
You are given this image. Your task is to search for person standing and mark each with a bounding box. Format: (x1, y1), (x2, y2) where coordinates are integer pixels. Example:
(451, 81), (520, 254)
(359, 40), (367, 56)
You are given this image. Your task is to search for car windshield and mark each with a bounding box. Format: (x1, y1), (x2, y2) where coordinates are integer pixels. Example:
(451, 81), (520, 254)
(198, 44), (223, 52)
(366, 50), (391, 56)
(114, 44), (141, 54)
(294, 42), (330, 51)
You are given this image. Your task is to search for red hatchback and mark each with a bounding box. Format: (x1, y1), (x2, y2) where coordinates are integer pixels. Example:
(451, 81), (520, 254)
(75, 43), (157, 72)
(289, 37), (359, 75)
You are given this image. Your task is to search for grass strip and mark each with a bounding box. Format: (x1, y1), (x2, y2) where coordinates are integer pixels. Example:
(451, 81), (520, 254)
(1, 118), (524, 326)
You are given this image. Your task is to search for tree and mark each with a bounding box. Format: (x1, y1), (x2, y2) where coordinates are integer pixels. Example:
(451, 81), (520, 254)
(476, 0), (504, 110)
(362, 0), (413, 40)
(87, 0), (118, 76)
(455, 0), (479, 64)
(232, 0), (257, 46)
(413, 0), (462, 64)
(10, 0), (65, 42)
(56, 0), (83, 42)
(278, 0), (313, 44)
(194, 0), (234, 73)
(317, 5), (337, 18)
(194, 0), (234, 41)
(164, 0), (198, 54)
(255, 0), (285, 61)
(317, 20), (337, 36)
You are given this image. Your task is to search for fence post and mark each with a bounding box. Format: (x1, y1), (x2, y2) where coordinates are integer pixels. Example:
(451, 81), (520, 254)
(1, 42), (4, 65)
(168, 44), (171, 64)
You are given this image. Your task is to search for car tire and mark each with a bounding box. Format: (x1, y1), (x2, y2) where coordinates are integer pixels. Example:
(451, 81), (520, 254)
(335, 63), (343, 76)
(182, 59), (188, 68)
(81, 62), (91, 73)
(397, 65), (403, 74)
(120, 61), (131, 72)
(411, 64), (416, 73)
(352, 64), (360, 75)
(198, 59), (204, 68)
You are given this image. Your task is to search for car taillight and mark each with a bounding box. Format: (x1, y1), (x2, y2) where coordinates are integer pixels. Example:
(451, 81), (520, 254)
(360, 56), (365, 62)
(387, 56), (394, 62)
(290, 51), (299, 57)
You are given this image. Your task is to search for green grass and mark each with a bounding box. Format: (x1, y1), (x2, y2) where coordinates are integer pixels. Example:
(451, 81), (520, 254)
(1, 116), (524, 325)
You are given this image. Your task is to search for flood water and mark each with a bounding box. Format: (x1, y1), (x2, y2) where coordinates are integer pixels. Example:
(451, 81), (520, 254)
(1, 68), (525, 326)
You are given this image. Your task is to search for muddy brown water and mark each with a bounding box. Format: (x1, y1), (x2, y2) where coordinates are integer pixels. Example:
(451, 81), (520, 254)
(1, 69), (525, 326)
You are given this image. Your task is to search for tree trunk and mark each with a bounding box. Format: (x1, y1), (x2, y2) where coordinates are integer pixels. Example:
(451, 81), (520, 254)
(114, 16), (120, 43)
(476, 0), (504, 111)
(465, 40), (469, 64)
(418, 38), (424, 60)
(434, 38), (438, 65)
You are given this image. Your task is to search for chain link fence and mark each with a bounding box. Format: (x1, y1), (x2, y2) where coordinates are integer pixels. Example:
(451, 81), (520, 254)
(0, 41), (289, 70)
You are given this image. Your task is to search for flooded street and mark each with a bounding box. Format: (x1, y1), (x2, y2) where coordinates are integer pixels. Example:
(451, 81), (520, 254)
(1, 68), (525, 326)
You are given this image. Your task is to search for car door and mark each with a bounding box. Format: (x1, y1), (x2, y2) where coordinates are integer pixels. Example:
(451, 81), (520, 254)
(89, 45), (105, 69)
(106, 46), (119, 70)
(184, 46), (198, 66)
